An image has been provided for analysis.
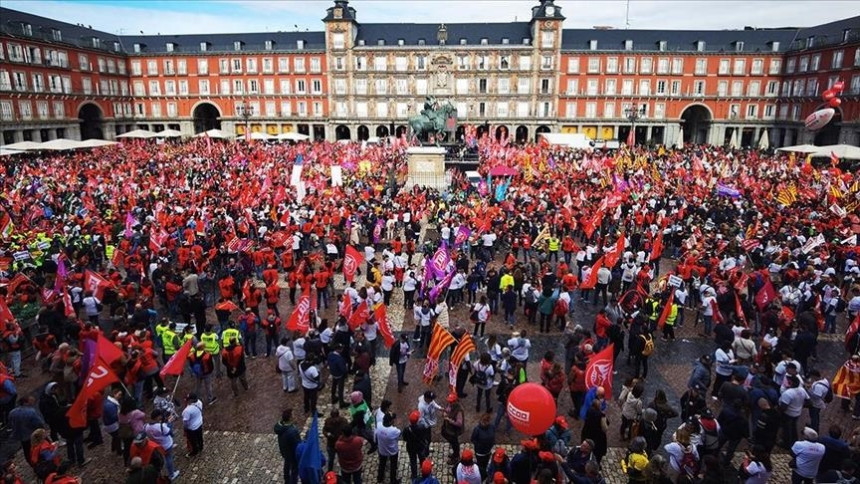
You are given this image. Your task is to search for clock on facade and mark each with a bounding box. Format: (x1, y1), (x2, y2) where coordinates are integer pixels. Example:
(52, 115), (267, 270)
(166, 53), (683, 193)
(546, 6), (555, 16)
(334, 7), (343, 18)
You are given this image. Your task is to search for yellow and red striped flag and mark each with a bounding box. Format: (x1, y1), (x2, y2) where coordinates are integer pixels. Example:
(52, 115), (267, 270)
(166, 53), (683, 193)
(832, 358), (860, 400)
(422, 324), (456, 385)
(450, 333), (476, 370)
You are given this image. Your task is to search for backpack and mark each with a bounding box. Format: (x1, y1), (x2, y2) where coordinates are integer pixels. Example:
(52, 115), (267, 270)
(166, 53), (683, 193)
(678, 450), (700, 478)
(816, 380), (834, 404)
(553, 298), (568, 316)
(835, 297), (847, 313)
(472, 369), (488, 387)
(640, 334), (654, 356)
(525, 289), (537, 305)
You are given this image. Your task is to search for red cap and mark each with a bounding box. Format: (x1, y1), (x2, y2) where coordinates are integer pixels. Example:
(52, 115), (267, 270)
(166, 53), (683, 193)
(461, 449), (474, 461)
(538, 451), (555, 462)
(421, 459), (433, 476)
(555, 416), (569, 429)
(521, 439), (539, 451)
(447, 393), (458, 403)
(325, 471), (338, 484)
(409, 410), (420, 424)
(493, 472), (507, 484)
(493, 447), (506, 463)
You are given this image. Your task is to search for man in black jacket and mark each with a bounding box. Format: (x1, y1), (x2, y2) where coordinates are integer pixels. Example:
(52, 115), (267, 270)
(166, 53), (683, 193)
(403, 410), (431, 481)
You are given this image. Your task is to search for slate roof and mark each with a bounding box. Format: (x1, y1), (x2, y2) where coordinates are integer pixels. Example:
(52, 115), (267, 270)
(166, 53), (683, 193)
(790, 15), (860, 50)
(561, 27), (799, 53)
(0, 7), (123, 52)
(355, 23), (535, 47)
(120, 32), (327, 54)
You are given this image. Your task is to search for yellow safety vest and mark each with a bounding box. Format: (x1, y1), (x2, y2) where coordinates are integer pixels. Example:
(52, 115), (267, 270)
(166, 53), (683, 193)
(181, 333), (195, 346)
(161, 330), (177, 355)
(665, 304), (678, 326)
(201, 332), (220, 355)
(548, 238), (560, 252)
(155, 324), (168, 339)
(222, 328), (241, 345)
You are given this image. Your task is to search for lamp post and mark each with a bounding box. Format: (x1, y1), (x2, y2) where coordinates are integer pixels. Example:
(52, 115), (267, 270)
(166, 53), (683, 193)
(624, 103), (646, 146)
(237, 100), (254, 139)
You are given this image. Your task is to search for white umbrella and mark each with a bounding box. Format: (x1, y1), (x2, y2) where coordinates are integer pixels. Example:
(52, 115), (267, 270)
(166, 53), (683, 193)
(194, 129), (232, 139)
(675, 127), (684, 147)
(276, 132), (309, 142)
(776, 144), (820, 153)
(813, 144), (860, 160)
(39, 138), (84, 151)
(155, 129), (183, 138)
(249, 132), (272, 141)
(3, 141), (43, 151)
(757, 130), (770, 150)
(0, 148), (23, 156)
(116, 129), (157, 139)
(728, 129), (739, 149)
(78, 139), (119, 148)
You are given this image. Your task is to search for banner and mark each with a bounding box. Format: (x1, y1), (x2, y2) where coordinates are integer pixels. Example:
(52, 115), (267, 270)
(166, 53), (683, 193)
(67, 355), (119, 428)
(374, 304), (395, 348)
(430, 241), (451, 279)
(347, 300), (370, 330)
(585, 344), (614, 400)
(422, 324), (455, 385)
(287, 288), (312, 333)
(454, 226), (472, 246)
(801, 234), (826, 254)
(603, 234), (625, 269)
(160, 339), (193, 378)
(84, 270), (112, 299)
(343, 246), (364, 283)
(579, 256), (605, 290)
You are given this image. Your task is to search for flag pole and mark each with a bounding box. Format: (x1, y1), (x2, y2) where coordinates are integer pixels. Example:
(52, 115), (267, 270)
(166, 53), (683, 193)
(171, 374), (182, 397)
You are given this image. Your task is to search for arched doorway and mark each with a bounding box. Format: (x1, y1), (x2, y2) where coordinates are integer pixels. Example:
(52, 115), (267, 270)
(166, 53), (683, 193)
(515, 125), (528, 144)
(476, 124), (488, 140)
(357, 125), (370, 141)
(78, 103), (103, 140)
(455, 126), (466, 142)
(192, 102), (221, 134)
(395, 125), (408, 138)
(335, 125), (351, 141)
(495, 125), (509, 141)
(534, 125), (551, 142)
(814, 108), (841, 145)
(680, 105), (711, 144)
(376, 125), (389, 138)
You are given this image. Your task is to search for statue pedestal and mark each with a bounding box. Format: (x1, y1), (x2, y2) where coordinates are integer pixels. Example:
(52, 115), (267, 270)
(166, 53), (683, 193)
(405, 147), (448, 191)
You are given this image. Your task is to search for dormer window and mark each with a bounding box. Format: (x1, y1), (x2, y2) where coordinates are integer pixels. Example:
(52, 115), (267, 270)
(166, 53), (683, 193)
(658, 41), (667, 52)
(843, 29), (851, 43)
(418, 39), (425, 46)
(165, 43), (175, 52)
(377, 39), (385, 46)
(771, 41), (780, 52)
(481, 38), (488, 45)
(200, 42), (209, 52)
(589, 40), (598, 50)
(358, 39), (366, 46)
(297, 40), (305, 50)
(21, 23), (32, 36)
(806, 37), (814, 49)
(735, 41), (744, 52)
(502, 38), (509, 45)
(696, 40), (705, 52)
(92, 37), (100, 48)
(133, 43), (142, 53)
(398, 39), (404, 46)
(265, 40), (273, 50)
(460, 38), (467, 45)
(624, 39), (634, 51)
(523, 38), (530, 45)
(51, 28), (62, 41)
(234, 41), (243, 51)
(113, 41), (121, 52)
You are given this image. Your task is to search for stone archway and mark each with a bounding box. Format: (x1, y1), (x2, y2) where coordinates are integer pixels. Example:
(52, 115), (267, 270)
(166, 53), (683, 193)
(515, 125), (528, 144)
(395, 125), (408, 138)
(78, 103), (103, 140)
(535, 125), (551, 142)
(495, 125), (509, 141)
(680, 104), (711, 144)
(335, 125), (351, 140)
(376, 125), (389, 138)
(192, 102), (221, 134)
(357, 125), (370, 141)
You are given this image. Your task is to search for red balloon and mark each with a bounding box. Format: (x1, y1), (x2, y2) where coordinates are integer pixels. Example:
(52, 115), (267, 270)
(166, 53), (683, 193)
(832, 81), (845, 92)
(506, 383), (557, 436)
(829, 97), (842, 108)
(822, 90), (836, 101)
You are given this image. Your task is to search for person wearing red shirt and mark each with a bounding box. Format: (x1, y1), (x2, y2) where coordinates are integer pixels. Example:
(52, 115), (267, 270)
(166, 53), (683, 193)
(265, 283), (281, 317)
(562, 236), (576, 265)
(244, 283), (263, 315)
(165, 279), (182, 317)
(218, 275), (235, 300)
(260, 311), (281, 357)
(334, 426), (365, 482)
(129, 433), (165, 470)
(262, 265), (280, 288)
(84, 390), (104, 448)
(594, 310), (611, 351)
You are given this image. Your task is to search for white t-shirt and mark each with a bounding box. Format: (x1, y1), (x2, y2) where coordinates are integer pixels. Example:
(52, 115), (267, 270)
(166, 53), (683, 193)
(181, 401), (203, 431)
(743, 461), (772, 484)
(790, 440), (825, 479)
(778, 386), (809, 417)
(82, 296), (101, 317)
(300, 364), (320, 389)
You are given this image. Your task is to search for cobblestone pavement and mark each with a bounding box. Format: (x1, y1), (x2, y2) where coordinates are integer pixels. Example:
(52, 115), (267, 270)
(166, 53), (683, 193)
(4, 242), (857, 483)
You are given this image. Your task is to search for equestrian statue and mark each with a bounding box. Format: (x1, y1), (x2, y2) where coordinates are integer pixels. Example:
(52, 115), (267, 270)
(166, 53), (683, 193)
(408, 95), (457, 144)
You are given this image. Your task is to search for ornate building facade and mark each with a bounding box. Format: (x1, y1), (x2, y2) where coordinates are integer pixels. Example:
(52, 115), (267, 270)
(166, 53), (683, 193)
(1, 1), (858, 146)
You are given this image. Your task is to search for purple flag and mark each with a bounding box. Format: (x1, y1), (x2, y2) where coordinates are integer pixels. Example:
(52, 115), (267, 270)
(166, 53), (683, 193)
(430, 241), (450, 279)
(716, 183), (741, 198)
(454, 226), (471, 246)
(429, 268), (455, 304)
(419, 257), (434, 299)
(124, 212), (135, 238)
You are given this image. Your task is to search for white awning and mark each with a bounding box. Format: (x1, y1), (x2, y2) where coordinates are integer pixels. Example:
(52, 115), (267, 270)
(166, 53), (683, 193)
(78, 139), (119, 148)
(276, 132), (309, 141)
(155, 129), (183, 138)
(194, 129), (233, 139)
(116, 129), (158, 139)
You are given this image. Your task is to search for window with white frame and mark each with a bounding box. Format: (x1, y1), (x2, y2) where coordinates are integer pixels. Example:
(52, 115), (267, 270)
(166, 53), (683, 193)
(165, 80), (176, 95)
(131, 60), (142, 75)
(263, 78), (274, 94)
(671, 80), (681, 95)
(233, 79), (244, 94)
(732, 59), (745, 75)
(763, 104), (775, 119)
(178, 80), (189, 95)
(541, 55), (553, 70)
(765, 81), (777, 96)
(639, 57), (652, 74)
(656, 80), (667, 95)
(133, 81), (145, 96)
(355, 102), (367, 117)
(731, 80), (743, 96)
(624, 57), (636, 74)
(199, 79), (210, 95)
(587, 57), (600, 73)
(147, 60), (158, 75)
(811, 54), (820, 70)
(416, 79), (428, 95)
(334, 79), (346, 95)
(53, 101), (64, 119)
(693, 80), (705, 95)
(604, 102), (615, 118)
(695, 58), (707, 75)
(457, 55), (471, 70)
(519, 55), (531, 71)
(585, 102), (597, 118)
(375, 79), (387, 95)
(567, 56), (580, 73)
(31, 73), (43, 92)
(832, 50), (844, 69)
(150, 102), (161, 117)
(566, 79), (578, 95)
(751, 59), (763, 75)
(416, 56), (426, 70)
(280, 79), (291, 94)
(147, 80), (159, 96)
(281, 101), (292, 116)
(621, 79), (633, 95)
(311, 79), (322, 94)
(0, 101), (12, 121)
(266, 101), (277, 117)
(518, 78), (530, 94)
(671, 58), (683, 74)
(606, 57), (618, 74)
(640, 79), (652, 95)
(354, 79), (367, 95)
(167, 102), (177, 117)
(717, 81), (727, 96)
(747, 80), (760, 97)
(654, 103), (665, 119)
(799, 56), (809, 72)
(36, 101), (48, 119)
(310, 57), (321, 73)
(496, 102), (508, 117)
(586, 78), (598, 95)
(768, 59), (781, 75)
(657, 58), (669, 74)
(498, 78), (510, 94)
(396, 78), (408, 95)
(541, 31), (554, 48)
(395, 56), (407, 72)
(247, 79), (259, 94)
(246, 58), (257, 73)
(376, 102), (388, 118)
(499, 55), (511, 70)
(296, 79), (306, 94)
(746, 104), (757, 119)
(278, 57), (289, 73)
(332, 33), (345, 49)
(605, 78), (616, 95)
(373, 56), (386, 71)
(516, 102), (529, 117)
(718, 59), (729, 75)
(18, 100), (31, 119)
(565, 101), (577, 118)
(295, 57), (305, 72)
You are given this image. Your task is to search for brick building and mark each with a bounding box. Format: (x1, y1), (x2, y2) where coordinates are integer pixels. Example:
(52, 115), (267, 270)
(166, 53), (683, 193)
(1, 1), (858, 146)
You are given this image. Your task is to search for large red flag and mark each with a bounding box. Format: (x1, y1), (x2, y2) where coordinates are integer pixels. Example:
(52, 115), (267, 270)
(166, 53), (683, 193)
(604, 234), (625, 269)
(657, 293), (675, 329)
(754, 278), (777, 311)
(97, 334), (125, 364)
(286, 287), (312, 333)
(343, 246), (364, 283)
(62, 289), (76, 318)
(845, 313), (860, 352)
(159, 339), (193, 378)
(734, 292), (748, 326)
(373, 304), (395, 348)
(84, 270), (111, 299)
(0, 297), (15, 325)
(67, 355), (119, 428)
(650, 231), (664, 262)
(348, 300), (370, 330)
(585, 344), (614, 400)
(339, 292), (353, 320)
(579, 256), (605, 290)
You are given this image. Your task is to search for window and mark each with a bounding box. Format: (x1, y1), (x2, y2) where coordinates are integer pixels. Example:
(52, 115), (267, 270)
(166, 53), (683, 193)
(585, 102), (597, 118)
(0, 71), (11, 91)
(53, 101), (64, 119)
(657, 58), (669, 74)
(587, 57), (600, 73)
(855, 48), (860, 66)
(476, 55), (488, 70)
(167, 102), (177, 117)
(769, 59), (781, 75)
(541, 31), (554, 48)
(354, 79), (366, 95)
(541, 55), (553, 70)
(478, 78), (488, 94)
(589, 40), (598, 50)
(332, 33), (345, 49)
(246, 58), (257, 73)
(81, 77), (93, 94)
(751, 59), (763, 75)
(165, 80), (176, 95)
(334, 79), (346, 95)
(219, 59), (229, 74)
(11, 72), (26, 91)
(200, 42), (208, 52)
(199, 79), (210, 95)
(278, 57), (290, 73)
(518, 78), (530, 94)
(606, 57), (618, 74)
(374, 79), (387, 95)
(799, 56), (809, 72)
(457, 55), (471, 70)
(671, 58), (683, 74)
(135, 103), (145, 116)
(746, 104), (757, 119)
(416, 79), (428, 95)
(265, 101), (276, 117)
(279, 79), (291, 94)
(567, 56), (580, 73)
(658, 40), (668, 52)
(373, 56), (386, 71)
(416, 56), (426, 70)
(640, 57), (652, 74)
(695, 58), (707, 75)
(7, 44), (23, 62)
(334, 57), (344, 71)
(747, 80), (760, 96)
(396, 78), (408, 95)
(457, 78), (470, 94)
(731, 81), (743, 96)
(107, 59), (116, 73)
(232, 58), (242, 73)
(247, 79), (259, 94)
(696, 41), (705, 52)
(233, 79), (244, 94)
(792, 79), (804, 96)
(717, 81), (727, 96)
(832, 50), (844, 69)
(604, 102), (615, 118)
(623, 57), (635, 74)
(310, 57), (321, 73)
(234, 41), (242, 51)
(395, 56), (407, 72)
(538, 79), (550, 95)
(735, 41), (744, 52)
(164, 60), (174, 75)
(733, 59), (746, 75)
(496, 102), (508, 118)
(516, 102), (529, 118)
(670, 80), (681, 95)
(639, 79), (651, 95)
(654, 103), (665, 119)
(145, 60), (156, 75)
(354, 102), (367, 117)
(565, 101), (577, 118)
(806, 78), (818, 96)
(519, 55), (531, 71)
(0, 101), (12, 121)
(133, 81), (145, 96)
(117, 60), (126, 75)
(48, 74), (62, 93)
(498, 78), (510, 94)
(376, 102), (388, 118)
(296, 79), (306, 94)
(31, 74), (43, 92)
(501, 38), (509, 45)
(604, 78), (616, 95)
(148, 80), (160, 95)
(311, 79), (322, 94)
(811, 54), (820, 71)
(281, 101), (292, 117)
(693, 80), (705, 95)
(566, 79), (579, 95)
(18, 100), (32, 120)
(165, 43), (175, 53)
(377, 39), (385, 46)
(786, 58), (796, 73)
(656, 80), (667, 95)
(716, 59), (729, 75)
(764, 104), (775, 119)
(766, 81), (778, 96)
(621, 79), (633, 95)
(500, 55), (510, 70)
(151, 102), (161, 117)
(586, 78), (598, 95)
(295, 58), (305, 72)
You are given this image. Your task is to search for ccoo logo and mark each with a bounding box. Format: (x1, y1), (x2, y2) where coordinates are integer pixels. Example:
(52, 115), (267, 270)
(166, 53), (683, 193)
(506, 401), (530, 424)
(585, 357), (612, 389)
(344, 254), (357, 276)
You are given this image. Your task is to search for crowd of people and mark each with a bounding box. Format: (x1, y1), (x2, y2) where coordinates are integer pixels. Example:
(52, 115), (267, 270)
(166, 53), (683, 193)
(0, 132), (859, 484)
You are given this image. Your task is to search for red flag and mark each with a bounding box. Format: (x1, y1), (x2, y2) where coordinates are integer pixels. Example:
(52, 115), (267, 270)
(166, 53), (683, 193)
(734, 292), (747, 326)
(97, 334), (125, 365)
(579, 256), (605, 290)
(111, 249), (126, 268)
(754, 278), (777, 311)
(63, 289), (76, 318)
(374, 304), (395, 348)
(84, 270), (111, 299)
(604, 234), (625, 269)
(845, 313), (860, 352)
(0, 297), (15, 325)
(286, 288), (312, 333)
(67, 355), (119, 428)
(710, 298), (725, 325)
(215, 300), (240, 312)
(343, 245), (364, 283)
(657, 293), (675, 329)
(348, 300), (370, 330)
(6, 273), (31, 295)
(585, 344), (614, 400)
(650, 231), (664, 262)
(339, 292), (353, 320)
(582, 211), (603, 239)
(160, 339), (193, 378)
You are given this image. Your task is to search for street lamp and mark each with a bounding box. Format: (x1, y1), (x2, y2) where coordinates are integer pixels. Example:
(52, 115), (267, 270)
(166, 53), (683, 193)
(237, 100), (254, 138)
(624, 103), (647, 146)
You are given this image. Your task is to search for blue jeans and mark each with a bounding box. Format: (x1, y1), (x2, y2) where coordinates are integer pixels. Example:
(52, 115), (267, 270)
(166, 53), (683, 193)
(824, 314), (837, 333)
(8, 350), (21, 376)
(808, 406), (821, 432)
(493, 403), (512, 431)
(165, 446), (176, 476)
(396, 363), (406, 386)
(703, 315), (713, 335)
(243, 331), (258, 356)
